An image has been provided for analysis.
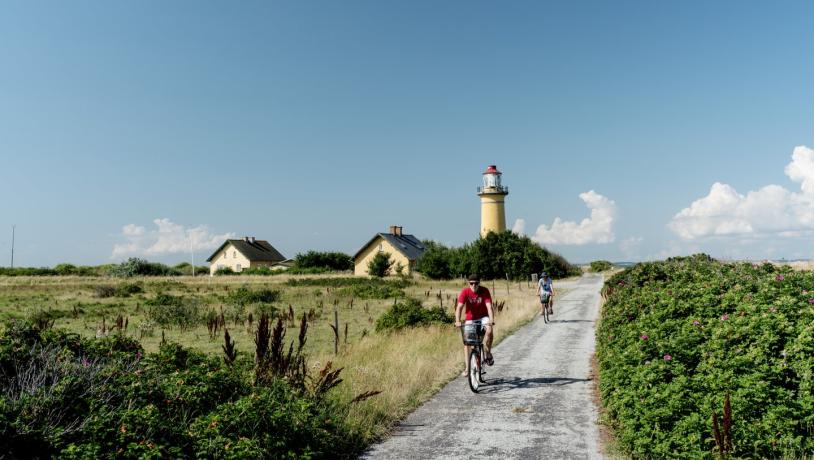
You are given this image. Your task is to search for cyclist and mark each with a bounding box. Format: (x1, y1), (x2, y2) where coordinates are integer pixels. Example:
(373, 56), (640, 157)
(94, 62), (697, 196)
(455, 274), (495, 376)
(537, 272), (555, 316)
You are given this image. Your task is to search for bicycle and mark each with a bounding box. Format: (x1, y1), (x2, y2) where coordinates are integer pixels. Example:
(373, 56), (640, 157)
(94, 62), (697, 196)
(540, 292), (552, 323)
(460, 319), (489, 392)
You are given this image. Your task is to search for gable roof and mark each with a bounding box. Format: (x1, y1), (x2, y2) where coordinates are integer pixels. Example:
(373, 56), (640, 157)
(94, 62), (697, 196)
(353, 233), (426, 261)
(206, 239), (286, 263)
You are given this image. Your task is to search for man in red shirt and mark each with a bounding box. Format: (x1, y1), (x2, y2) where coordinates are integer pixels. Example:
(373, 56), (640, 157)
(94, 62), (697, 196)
(455, 274), (495, 375)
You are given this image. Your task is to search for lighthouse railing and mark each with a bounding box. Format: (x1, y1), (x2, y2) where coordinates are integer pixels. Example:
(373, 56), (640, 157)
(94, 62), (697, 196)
(477, 185), (508, 194)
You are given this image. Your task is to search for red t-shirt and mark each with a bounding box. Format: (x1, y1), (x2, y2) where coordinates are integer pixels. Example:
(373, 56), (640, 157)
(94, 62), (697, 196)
(458, 286), (492, 320)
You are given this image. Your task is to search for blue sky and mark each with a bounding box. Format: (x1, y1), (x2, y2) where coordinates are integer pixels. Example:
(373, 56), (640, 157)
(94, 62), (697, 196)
(2, 1), (814, 267)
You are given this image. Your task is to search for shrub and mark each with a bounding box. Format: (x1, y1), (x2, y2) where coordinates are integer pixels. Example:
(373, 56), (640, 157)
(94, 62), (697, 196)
(375, 298), (452, 332)
(214, 266), (235, 276)
(294, 251), (353, 271)
(227, 286), (280, 305)
(368, 252), (393, 277)
(286, 277), (410, 299)
(173, 262), (210, 276)
(94, 285), (117, 298)
(116, 282), (143, 297)
(589, 260), (613, 272)
(598, 255), (814, 458)
(145, 294), (200, 329)
(110, 258), (180, 277)
(0, 321), (348, 459)
(0, 267), (56, 276)
(416, 233), (580, 280)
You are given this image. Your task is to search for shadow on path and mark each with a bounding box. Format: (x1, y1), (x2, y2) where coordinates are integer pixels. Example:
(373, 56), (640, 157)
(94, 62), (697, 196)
(478, 376), (591, 394)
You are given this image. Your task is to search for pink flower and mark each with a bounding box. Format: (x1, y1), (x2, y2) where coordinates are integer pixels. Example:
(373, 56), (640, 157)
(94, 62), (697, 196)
(640, 334), (649, 341)
(802, 290), (809, 294)
(81, 357), (91, 368)
(663, 354), (672, 361)
(692, 320), (701, 326)
(136, 351), (142, 360)
(808, 299), (814, 304)
(776, 275), (785, 281)
(720, 314), (729, 321)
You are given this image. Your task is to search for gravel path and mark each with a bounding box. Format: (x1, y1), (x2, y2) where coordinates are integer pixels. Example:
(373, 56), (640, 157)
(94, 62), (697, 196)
(363, 273), (604, 460)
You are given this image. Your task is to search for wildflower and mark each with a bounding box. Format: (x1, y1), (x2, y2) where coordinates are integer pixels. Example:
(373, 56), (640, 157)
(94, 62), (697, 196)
(136, 351), (142, 361)
(720, 314), (729, 321)
(802, 290), (809, 294)
(640, 334), (649, 341)
(808, 299), (814, 304)
(81, 357), (91, 368)
(663, 354), (673, 361)
(769, 307), (777, 313)
(645, 360), (651, 365)
(776, 275), (785, 281)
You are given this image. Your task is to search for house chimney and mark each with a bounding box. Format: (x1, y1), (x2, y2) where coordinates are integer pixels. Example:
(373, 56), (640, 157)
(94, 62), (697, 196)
(243, 236), (249, 242)
(396, 226), (403, 236)
(389, 225), (397, 235)
(249, 236), (256, 243)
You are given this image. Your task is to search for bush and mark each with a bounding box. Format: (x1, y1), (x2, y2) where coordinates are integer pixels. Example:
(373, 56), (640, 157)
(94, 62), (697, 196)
(0, 321), (364, 458)
(367, 252), (393, 277)
(375, 298), (452, 332)
(94, 285), (117, 298)
(110, 258), (180, 277)
(173, 262), (210, 276)
(294, 251), (353, 271)
(145, 294), (200, 329)
(589, 260), (613, 272)
(416, 232), (580, 280)
(214, 266), (235, 276)
(116, 282), (143, 297)
(597, 255), (814, 458)
(227, 286), (280, 305)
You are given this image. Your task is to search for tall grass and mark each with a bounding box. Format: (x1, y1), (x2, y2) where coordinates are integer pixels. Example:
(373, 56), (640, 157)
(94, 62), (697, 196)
(327, 282), (571, 441)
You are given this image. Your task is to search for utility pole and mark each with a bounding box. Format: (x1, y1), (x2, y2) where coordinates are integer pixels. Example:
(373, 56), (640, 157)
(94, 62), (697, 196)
(10, 225), (14, 268)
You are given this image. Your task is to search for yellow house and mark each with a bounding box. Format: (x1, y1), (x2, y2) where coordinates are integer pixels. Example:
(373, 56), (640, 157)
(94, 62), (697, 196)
(206, 237), (287, 275)
(353, 226), (426, 276)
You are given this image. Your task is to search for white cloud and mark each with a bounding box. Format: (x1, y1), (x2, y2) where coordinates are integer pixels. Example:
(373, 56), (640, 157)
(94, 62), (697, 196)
(532, 191), (616, 245)
(112, 218), (234, 258)
(670, 146), (814, 240)
(511, 218), (526, 235)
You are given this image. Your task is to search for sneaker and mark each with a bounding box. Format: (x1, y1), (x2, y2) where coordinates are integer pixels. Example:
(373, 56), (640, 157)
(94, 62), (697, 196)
(485, 353), (494, 366)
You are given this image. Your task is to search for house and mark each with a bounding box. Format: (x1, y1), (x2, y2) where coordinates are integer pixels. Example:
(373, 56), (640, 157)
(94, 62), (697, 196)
(353, 226), (426, 276)
(206, 237), (286, 275)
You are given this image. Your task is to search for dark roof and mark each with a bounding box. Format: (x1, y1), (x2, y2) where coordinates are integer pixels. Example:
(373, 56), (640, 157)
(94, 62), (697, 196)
(206, 239), (286, 262)
(353, 233), (426, 261)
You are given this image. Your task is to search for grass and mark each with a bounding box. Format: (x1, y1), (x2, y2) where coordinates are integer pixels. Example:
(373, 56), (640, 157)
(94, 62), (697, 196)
(0, 273), (571, 445)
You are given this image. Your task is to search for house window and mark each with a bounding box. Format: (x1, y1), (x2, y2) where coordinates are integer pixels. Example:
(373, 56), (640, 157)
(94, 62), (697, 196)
(233, 251), (237, 258)
(236, 264), (242, 272)
(378, 243), (383, 252)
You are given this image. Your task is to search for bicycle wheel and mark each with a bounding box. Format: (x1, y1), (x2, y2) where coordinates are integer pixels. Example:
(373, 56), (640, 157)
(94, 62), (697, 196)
(479, 347), (487, 383)
(543, 301), (549, 323)
(468, 348), (480, 392)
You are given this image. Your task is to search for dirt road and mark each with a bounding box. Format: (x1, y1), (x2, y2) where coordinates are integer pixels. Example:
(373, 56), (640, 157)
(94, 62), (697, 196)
(363, 274), (604, 459)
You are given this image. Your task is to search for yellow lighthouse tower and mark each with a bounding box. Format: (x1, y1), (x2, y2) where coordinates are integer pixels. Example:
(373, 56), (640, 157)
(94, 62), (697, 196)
(478, 165), (509, 237)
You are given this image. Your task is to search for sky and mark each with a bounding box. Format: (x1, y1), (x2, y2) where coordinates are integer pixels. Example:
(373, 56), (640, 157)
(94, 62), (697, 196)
(2, 0), (814, 267)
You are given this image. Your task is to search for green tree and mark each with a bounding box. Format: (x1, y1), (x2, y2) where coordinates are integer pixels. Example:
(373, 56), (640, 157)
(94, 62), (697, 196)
(367, 252), (393, 277)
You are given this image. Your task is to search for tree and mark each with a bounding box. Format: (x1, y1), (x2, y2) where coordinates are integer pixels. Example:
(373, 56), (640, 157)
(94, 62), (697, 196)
(367, 252), (394, 277)
(415, 231), (579, 280)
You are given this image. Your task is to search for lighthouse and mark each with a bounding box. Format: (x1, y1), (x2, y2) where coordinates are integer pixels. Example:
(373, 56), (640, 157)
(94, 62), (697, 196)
(477, 165), (509, 237)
